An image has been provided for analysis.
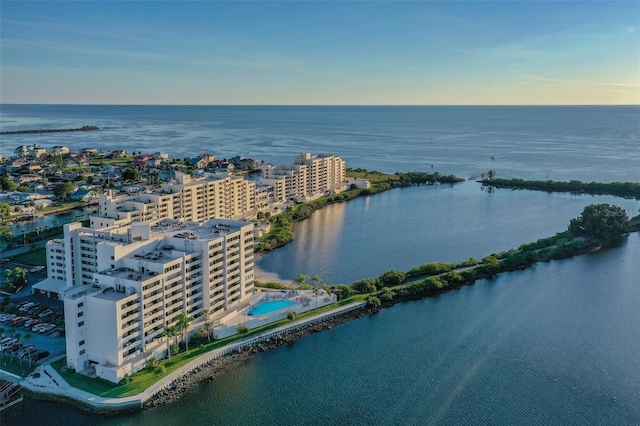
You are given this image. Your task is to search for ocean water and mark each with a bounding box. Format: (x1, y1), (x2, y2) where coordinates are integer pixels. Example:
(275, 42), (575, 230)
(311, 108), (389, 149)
(1, 105), (638, 182)
(1, 105), (639, 425)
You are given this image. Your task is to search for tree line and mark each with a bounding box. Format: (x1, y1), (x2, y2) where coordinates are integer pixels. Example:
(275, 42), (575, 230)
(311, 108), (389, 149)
(348, 203), (633, 308)
(479, 177), (640, 200)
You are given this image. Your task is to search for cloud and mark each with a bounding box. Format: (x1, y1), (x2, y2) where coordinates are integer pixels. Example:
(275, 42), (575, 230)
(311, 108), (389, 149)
(518, 75), (639, 88)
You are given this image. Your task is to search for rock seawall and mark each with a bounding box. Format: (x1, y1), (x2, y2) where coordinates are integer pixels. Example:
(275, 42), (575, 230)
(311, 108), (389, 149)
(143, 305), (373, 409)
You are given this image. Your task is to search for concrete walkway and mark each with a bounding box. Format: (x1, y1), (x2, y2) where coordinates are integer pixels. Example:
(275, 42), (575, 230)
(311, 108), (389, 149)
(18, 301), (366, 411)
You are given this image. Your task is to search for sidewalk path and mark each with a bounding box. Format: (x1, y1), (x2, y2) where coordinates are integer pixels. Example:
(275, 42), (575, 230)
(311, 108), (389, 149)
(19, 301), (366, 412)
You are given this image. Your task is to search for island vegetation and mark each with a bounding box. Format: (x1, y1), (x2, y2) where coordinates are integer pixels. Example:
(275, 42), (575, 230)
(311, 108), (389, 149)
(479, 176), (640, 200)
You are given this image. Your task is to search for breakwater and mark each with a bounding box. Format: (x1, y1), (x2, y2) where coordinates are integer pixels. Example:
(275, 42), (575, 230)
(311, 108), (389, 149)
(0, 125), (98, 135)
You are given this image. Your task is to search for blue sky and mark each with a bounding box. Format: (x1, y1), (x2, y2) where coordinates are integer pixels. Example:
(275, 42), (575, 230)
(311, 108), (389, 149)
(1, 1), (638, 105)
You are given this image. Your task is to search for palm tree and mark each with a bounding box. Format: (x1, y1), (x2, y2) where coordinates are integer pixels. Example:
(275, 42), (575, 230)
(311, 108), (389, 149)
(23, 333), (32, 367)
(21, 229), (27, 246)
(44, 224), (51, 237)
(160, 327), (176, 360)
(294, 273), (309, 287)
(204, 321), (213, 342)
(312, 275), (322, 286)
(0, 326), (4, 361)
(52, 219), (60, 228)
(36, 227), (43, 240)
(14, 332), (22, 363)
(176, 311), (193, 352)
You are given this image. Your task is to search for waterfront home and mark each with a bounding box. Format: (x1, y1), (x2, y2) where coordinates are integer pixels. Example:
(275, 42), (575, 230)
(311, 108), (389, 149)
(190, 157), (208, 169)
(70, 188), (94, 202)
(51, 145), (70, 155)
(15, 144), (48, 158)
(108, 150), (128, 159)
(134, 154), (153, 167)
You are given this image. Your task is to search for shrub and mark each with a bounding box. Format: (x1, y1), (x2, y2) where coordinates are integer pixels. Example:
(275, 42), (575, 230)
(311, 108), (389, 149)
(378, 270), (406, 287)
(352, 278), (379, 293)
(366, 296), (381, 309)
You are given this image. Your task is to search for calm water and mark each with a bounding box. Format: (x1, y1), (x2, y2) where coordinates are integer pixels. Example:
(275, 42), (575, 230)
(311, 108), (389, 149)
(257, 182), (640, 284)
(1, 105), (638, 182)
(1, 106), (638, 425)
(13, 234), (640, 425)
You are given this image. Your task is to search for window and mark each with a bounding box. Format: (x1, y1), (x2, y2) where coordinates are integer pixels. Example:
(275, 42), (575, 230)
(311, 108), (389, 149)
(78, 311), (84, 318)
(79, 340), (85, 346)
(79, 349), (85, 356)
(78, 321), (84, 327)
(78, 302), (83, 308)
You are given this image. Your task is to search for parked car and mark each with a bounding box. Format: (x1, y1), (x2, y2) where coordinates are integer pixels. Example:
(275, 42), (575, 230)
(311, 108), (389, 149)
(29, 266), (46, 273)
(0, 314), (15, 322)
(24, 319), (39, 328)
(18, 345), (35, 358)
(19, 303), (35, 312)
(33, 351), (50, 362)
(39, 323), (56, 333)
(15, 317), (29, 326)
(38, 309), (53, 319)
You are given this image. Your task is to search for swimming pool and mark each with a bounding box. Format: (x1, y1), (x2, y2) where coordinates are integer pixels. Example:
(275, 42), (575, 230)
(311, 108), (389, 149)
(248, 299), (295, 316)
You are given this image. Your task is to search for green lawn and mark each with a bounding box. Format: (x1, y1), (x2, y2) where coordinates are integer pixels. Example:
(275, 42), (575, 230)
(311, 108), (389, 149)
(37, 201), (88, 215)
(12, 248), (47, 265)
(52, 298), (367, 398)
(346, 168), (398, 184)
(0, 355), (37, 377)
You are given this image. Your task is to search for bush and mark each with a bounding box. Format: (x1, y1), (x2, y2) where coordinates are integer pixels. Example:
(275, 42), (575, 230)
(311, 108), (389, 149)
(378, 270), (406, 287)
(352, 278), (379, 293)
(170, 343), (180, 356)
(366, 296), (381, 309)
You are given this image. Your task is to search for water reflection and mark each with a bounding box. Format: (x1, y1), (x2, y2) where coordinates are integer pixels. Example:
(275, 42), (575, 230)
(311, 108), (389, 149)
(7, 207), (93, 235)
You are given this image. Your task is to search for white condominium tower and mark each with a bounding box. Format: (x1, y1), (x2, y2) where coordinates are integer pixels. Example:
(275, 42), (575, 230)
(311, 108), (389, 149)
(91, 172), (256, 229)
(260, 153), (346, 202)
(59, 218), (255, 383)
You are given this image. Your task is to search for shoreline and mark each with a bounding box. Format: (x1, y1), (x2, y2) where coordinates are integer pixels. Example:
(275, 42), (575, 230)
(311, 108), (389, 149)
(142, 305), (373, 409)
(20, 302), (369, 414)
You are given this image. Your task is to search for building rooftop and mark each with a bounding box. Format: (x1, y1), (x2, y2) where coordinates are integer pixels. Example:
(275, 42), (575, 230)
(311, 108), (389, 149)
(151, 218), (248, 240)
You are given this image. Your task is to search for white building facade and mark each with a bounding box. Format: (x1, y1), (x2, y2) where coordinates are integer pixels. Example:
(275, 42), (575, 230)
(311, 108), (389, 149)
(260, 153), (346, 202)
(60, 218), (255, 383)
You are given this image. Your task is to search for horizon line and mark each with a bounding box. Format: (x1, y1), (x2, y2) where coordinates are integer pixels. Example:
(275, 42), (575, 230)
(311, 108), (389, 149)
(1, 103), (638, 107)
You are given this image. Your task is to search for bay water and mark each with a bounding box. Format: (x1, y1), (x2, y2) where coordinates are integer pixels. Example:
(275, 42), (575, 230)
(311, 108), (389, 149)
(0, 105), (638, 425)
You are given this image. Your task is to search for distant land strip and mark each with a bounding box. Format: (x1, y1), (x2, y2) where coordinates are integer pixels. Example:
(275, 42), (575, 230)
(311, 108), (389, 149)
(0, 125), (99, 135)
(479, 178), (640, 200)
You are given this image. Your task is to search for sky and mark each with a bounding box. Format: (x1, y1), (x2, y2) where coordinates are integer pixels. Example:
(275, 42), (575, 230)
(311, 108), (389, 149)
(0, 1), (638, 105)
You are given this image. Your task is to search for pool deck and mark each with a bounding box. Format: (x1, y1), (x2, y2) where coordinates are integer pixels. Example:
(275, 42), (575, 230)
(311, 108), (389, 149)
(18, 301), (366, 412)
(248, 299), (296, 316)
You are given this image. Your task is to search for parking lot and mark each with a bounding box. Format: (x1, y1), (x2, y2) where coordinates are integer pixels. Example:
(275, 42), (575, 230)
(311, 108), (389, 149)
(0, 260), (66, 364)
